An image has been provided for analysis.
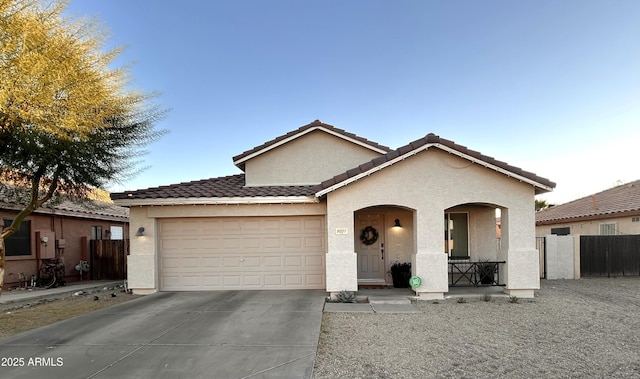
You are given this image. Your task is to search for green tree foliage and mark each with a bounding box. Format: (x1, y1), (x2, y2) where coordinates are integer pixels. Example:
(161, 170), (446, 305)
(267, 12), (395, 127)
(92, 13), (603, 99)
(0, 0), (166, 291)
(535, 199), (554, 211)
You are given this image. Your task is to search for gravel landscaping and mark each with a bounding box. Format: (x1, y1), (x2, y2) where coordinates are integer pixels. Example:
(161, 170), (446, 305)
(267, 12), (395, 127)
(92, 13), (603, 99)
(314, 277), (640, 379)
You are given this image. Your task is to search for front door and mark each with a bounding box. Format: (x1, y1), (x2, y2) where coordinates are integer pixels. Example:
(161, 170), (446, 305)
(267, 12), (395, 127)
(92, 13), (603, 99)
(355, 214), (385, 282)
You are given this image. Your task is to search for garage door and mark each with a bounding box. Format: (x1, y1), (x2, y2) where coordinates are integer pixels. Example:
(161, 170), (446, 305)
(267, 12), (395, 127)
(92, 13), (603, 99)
(159, 216), (326, 290)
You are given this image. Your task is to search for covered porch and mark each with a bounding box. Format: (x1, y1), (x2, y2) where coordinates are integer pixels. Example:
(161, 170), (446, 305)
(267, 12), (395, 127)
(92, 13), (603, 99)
(326, 200), (536, 299)
(320, 140), (546, 300)
(350, 204), (508, 291)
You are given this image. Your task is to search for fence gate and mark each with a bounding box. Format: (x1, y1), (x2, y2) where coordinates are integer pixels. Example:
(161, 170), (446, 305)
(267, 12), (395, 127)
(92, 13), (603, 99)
(89, 240), (129, 280)
(580, 235), (640, 277)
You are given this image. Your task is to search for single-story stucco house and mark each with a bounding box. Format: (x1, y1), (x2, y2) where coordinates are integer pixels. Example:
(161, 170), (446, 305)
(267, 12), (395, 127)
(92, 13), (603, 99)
(536, 179), (640, 237)
(111, 120), (555, 299)
(1, 193), (129, 287)
(535, 179), (640, 279)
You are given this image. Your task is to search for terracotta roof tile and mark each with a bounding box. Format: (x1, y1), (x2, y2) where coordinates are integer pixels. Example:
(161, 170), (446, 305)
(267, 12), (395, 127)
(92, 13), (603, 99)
(536, 179), (640, 224)
(0, 187), (128, 220)
(232, 120), (391, 170)
(318, 132), (556, 194)
(110, 174), (317, 201)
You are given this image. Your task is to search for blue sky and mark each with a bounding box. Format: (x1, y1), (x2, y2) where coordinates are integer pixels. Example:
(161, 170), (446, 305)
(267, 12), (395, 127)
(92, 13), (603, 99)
(65, 0), (639, 205)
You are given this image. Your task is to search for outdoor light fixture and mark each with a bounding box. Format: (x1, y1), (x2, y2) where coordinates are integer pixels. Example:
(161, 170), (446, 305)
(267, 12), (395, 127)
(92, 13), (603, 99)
(136, 227), (145, 236)
(394, 219), (402, 228)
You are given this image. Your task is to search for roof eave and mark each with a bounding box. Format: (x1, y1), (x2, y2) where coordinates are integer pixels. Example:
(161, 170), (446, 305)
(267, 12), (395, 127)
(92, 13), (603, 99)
(0, 203), (128, 221)
(113, 196), (320, 207)
(536, 208), (640, 225)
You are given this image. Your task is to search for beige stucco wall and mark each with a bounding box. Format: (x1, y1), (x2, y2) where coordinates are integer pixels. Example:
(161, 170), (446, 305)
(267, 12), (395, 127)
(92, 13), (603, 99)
(536, 214), (640, 280)
(126, 202), (327, 293)
(325, 148), (540, 298)
(244, 130), (382, 186)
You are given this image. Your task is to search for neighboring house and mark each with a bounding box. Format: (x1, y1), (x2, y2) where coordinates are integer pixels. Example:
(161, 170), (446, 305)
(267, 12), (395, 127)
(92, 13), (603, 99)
(536, 179), (640, 236)
(1, 196), (129, 287)
(536, 180), (640, 280)
(112, 120), (555, 299)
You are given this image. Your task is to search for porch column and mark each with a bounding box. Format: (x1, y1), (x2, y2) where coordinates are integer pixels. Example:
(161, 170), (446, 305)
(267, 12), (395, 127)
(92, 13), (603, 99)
(325, 206), (357, 295)
(412, 208), (448, 300)
(500, 207), (540, 298)
(127, 208), (158, 294)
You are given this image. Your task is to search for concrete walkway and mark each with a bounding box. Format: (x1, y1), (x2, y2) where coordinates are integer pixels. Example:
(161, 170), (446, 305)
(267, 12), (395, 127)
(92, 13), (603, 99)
(323, 286), (508, 313)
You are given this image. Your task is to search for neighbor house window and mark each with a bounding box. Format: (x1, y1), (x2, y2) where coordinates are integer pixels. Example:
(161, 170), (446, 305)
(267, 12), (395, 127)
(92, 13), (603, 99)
(91, 226), (103, 240)
(551, 227), (570, 236)
(632, 216), (640, 223)
(3, 219), (31, 256)
(599, 223), (616, 235)
(110, 226), (124, 240)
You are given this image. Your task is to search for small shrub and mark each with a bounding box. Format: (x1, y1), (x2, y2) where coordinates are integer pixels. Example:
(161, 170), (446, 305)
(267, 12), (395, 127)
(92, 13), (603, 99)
(457, 297), (467, 304)
(508, 295), (519, 304)
(336, 290), (356, 303)
(482, 293), (492, 302)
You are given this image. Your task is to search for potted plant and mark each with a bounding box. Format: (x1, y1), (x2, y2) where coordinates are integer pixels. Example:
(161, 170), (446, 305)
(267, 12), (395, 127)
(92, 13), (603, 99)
(476, 259), (496, 285)
(390, 262), (411, 288)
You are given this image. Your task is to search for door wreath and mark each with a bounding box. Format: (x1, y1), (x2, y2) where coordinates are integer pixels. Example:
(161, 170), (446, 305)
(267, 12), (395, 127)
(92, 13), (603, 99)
(360, 226), (379, 245)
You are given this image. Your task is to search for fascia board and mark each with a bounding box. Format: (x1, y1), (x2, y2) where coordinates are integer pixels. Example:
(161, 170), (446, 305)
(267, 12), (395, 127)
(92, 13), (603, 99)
(112, 196), (319, 207)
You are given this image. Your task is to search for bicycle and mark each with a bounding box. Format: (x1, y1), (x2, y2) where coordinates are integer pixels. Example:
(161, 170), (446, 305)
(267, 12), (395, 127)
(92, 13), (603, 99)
(38, 258), (66, 289)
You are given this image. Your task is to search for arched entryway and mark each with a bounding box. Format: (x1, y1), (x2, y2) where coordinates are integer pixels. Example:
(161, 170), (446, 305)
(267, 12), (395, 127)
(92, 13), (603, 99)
(354, 205), (415, 287)
(444, 202), (506, 288)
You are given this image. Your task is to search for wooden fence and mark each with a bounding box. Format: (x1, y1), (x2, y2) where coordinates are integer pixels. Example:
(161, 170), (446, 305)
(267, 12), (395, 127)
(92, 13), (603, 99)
(580, 235), (640, 277)
(89, 240), (129, 280)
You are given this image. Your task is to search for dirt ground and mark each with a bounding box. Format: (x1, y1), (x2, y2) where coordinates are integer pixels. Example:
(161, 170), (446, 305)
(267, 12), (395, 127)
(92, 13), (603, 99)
(0, 289), (140, 339)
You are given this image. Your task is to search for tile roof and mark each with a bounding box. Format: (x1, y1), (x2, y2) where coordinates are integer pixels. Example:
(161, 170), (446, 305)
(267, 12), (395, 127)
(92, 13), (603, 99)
(110, 174), (318, 201)
(317, 133), (556, 195)
(232, 119), (391, 170)
(536, 179), (640, 225)
(0, 187), (128, 221)
(42, 200), (129, 220)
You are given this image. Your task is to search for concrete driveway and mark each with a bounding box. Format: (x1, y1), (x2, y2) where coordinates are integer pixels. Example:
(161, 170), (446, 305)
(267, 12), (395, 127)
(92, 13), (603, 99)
(0, 290), (325, 379)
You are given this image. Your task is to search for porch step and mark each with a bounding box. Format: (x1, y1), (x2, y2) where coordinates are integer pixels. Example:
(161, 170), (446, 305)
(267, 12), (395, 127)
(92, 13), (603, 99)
(357, 279), (386, 290)
(358, 284), (385, 289)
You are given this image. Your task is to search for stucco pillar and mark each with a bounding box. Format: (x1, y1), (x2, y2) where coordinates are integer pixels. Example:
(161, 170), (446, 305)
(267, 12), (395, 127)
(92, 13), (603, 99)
(501, 207), (540, 298)
(412, 208), (447, 299)
(325, 206), (357, 294)
(127, 208), (158, 294)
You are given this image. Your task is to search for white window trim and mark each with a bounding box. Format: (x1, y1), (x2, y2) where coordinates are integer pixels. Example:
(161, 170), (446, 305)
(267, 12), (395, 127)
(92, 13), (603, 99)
(599, 222), (616, 235)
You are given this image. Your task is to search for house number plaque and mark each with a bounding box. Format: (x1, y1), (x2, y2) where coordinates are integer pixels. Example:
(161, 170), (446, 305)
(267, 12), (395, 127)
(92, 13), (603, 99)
(335, 228), (349, 235)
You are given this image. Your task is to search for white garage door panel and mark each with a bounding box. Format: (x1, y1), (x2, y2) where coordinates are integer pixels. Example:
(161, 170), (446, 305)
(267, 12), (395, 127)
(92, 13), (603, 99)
(159, 216), (326, 290)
